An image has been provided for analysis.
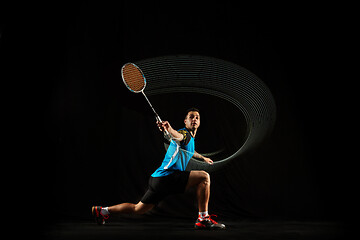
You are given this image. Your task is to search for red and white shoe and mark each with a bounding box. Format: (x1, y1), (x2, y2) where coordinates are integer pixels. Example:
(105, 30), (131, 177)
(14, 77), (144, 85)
(92, 206), (109, 225)
(194, 214), (226, 230)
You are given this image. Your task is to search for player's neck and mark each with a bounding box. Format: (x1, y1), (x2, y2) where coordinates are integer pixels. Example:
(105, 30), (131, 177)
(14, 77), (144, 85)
(187, 128), (197, 138)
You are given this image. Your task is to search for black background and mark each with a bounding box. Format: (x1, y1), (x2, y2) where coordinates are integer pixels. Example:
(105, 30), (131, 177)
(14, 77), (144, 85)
(2, 1), (355, 228)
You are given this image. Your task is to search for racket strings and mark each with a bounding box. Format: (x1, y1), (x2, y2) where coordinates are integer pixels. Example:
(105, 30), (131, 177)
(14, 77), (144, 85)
(122, 64), (145, 92)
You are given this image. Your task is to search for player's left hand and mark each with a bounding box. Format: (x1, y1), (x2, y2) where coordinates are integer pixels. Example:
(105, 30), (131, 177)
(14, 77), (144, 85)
(203, 157), (213, 165)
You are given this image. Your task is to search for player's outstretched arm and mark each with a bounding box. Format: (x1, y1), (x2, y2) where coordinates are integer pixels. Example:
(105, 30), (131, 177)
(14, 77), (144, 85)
(156, 121), (184, 141)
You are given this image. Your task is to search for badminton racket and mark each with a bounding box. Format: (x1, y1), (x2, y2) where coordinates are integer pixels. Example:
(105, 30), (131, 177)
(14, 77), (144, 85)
(121, 63), (171, 139)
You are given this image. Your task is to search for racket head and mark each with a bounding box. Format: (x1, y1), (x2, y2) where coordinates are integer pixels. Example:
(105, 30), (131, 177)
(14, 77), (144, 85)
(121, 63), (146, 93)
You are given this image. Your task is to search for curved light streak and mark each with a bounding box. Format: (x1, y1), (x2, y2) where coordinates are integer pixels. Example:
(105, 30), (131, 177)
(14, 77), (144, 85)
(135, 55), (276, 172)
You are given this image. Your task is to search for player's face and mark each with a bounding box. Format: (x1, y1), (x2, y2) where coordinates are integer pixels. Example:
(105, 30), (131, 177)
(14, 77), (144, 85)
(184, 111), (200, 130)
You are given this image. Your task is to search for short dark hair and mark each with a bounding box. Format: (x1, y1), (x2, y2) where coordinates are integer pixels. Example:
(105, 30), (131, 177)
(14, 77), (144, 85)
(185, 107), (200, 119)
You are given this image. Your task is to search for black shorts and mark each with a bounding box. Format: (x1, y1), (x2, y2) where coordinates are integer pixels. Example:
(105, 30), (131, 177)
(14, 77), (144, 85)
(141, 171), (190, 204)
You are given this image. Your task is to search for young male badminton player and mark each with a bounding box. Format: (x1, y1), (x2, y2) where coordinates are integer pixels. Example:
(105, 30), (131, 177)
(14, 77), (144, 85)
(92, 108), (225, 229)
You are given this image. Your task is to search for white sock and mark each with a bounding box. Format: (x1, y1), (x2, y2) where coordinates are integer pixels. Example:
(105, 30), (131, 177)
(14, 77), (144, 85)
(101, 207), (110, 215)
(198, 211), (209, 220)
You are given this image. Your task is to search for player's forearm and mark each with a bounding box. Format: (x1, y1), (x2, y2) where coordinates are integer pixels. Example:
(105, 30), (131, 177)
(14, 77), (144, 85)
(194, 152), (213, 164)
(157, 121), (184, 141)
(167, 127), (184, 141)
(193, 151), (205, 160)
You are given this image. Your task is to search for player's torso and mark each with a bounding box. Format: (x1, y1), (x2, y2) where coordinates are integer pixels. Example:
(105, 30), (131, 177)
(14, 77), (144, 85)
(152, 128), (195, 177)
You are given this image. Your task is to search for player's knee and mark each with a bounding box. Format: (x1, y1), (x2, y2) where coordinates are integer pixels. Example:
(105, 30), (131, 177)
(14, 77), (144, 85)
(200, 171), (210, 185)
(134, 202), (153, 215)
(134, 204), (146, 215)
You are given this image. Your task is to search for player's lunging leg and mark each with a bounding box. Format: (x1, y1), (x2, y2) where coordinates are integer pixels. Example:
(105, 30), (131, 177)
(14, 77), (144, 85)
(186, 170), (225, 229)
(92, 202), (154, 225)
(108, 201), (154, 214)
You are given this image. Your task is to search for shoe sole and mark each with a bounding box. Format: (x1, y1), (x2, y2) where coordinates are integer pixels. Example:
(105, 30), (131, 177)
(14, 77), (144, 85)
(194, 224), (226, 230)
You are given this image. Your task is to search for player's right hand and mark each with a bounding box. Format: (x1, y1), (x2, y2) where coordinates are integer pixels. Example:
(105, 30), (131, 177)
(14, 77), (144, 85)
(156, 120), (171, 132)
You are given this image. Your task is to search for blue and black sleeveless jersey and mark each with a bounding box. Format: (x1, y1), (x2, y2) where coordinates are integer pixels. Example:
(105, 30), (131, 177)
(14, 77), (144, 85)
(151, 128), (195, 177)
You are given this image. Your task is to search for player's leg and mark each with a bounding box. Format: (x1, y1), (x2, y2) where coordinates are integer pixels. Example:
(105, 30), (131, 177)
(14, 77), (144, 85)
(92, 202), (154, 225)
(186, 170), (225, 230)
(108, 201), (154, 215)
(185, 170), (210, 212)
